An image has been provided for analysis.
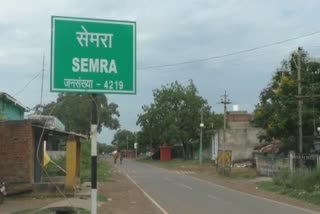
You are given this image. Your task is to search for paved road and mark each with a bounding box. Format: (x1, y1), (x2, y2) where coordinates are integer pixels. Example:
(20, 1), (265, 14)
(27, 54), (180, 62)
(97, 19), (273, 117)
(115, 159), (318, 214)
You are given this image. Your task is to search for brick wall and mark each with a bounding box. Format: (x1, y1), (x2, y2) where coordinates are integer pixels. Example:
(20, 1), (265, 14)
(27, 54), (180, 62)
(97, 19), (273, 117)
(0, 121), (34, 184)
(227, 112), (251, 122)
(227, 111), (252, 129)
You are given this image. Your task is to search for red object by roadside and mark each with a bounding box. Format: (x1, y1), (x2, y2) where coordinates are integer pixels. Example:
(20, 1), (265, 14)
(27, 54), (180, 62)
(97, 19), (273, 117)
(160, 144), (172, 161)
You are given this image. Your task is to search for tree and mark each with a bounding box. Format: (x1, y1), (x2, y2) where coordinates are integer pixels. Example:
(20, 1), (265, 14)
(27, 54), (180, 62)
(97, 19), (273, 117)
(111, 129), (136, 150)
(42, 93), (120, 134)
(137, 80), (221, 159)
(252, 47), (320, 152)
(98, 143), (115, 154)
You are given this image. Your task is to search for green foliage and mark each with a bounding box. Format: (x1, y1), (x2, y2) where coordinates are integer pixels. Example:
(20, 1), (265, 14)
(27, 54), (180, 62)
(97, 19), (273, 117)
(80, 140), (111, 182)
(46, 156), (66, 176)
(259, 169), (320, 205)
(98, 143), (115, 154)
(137, 80), (222, 158)
(111, 129), (136, 150)
(42, 94), (120, 134)
(273, 169), (320, 192)
(252, 47), (320, 152)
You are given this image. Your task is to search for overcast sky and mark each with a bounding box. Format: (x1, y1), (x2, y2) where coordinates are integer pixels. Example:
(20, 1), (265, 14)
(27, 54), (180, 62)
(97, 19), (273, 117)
(1, 0), (320, 144)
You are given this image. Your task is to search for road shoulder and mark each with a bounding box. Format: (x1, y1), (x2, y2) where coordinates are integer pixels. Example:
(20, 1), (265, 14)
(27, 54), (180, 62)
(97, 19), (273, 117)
(98, 160), (163, 214)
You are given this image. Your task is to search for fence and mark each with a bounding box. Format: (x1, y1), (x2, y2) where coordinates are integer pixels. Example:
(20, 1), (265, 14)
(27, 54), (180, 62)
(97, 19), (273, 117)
(255, 154), (289, 176)
(255, 152), (320, 176)
(291, 152), (319, 170)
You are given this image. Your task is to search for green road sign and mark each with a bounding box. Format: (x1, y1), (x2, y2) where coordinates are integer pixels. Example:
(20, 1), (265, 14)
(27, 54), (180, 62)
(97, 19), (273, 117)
(50, 16), (136, 94)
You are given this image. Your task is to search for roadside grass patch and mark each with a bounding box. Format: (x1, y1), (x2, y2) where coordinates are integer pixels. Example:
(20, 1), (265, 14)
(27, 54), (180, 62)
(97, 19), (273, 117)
(46, 140), (112, 183)
(80, 141), (112, 183)
(98, 193), (108, 202)
(12, 208), (90, 214)
(258, 169), (320, 205)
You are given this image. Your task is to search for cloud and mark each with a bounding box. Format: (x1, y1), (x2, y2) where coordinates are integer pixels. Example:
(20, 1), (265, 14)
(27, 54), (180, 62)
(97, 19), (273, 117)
(1, 0), (320, 143)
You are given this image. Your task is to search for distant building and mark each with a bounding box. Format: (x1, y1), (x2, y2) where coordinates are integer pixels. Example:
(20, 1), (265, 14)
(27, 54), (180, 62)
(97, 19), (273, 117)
(227, 110), (251, 129)
(213, 110), (263, 161)
(0, 92), (29, 120)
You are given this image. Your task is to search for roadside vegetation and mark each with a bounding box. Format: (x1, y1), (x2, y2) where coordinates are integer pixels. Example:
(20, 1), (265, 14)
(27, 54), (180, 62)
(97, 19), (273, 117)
(79, 140), (111, 182)
(46, 140), (111, 183)
(258, 169), (320, 205)
(12, 208), (90, 214)
(139, 158), (257, 179)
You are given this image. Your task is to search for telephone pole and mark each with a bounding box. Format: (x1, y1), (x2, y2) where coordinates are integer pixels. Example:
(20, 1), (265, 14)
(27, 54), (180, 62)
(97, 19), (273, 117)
(219, 91), (231, 173)
(199, 108), (204, 165)
(40, 53), (45, 111)
(126, 135), (129, 158)
(293, 47), (303, 153)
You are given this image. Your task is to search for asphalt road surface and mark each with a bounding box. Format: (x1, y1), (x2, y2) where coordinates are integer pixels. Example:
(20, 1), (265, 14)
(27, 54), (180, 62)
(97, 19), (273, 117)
(115, 159), (318, 214)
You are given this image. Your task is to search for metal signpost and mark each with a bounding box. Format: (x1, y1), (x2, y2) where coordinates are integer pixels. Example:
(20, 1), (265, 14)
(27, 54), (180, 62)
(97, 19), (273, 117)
(51, 16), (136, 214)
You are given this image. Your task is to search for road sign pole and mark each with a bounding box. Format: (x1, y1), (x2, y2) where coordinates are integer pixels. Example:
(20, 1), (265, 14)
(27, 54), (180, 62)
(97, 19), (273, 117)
(91, 94), (98, 214)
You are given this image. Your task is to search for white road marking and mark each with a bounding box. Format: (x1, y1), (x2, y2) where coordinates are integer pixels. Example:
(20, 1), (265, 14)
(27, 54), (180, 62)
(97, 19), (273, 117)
(126, 173), (169, 214)
(132, 175), (151, 178)
(176, 170), (195, 175)
(163, 177), (172, 182)
(177, 183), (193, 190)
(189, 176), (319, 214)
(208, 194), (217, 200)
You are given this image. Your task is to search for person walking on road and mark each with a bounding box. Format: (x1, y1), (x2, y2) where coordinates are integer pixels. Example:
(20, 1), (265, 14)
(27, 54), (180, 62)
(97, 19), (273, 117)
(119, 150), (123, 164)
(112, 150), (118, 164)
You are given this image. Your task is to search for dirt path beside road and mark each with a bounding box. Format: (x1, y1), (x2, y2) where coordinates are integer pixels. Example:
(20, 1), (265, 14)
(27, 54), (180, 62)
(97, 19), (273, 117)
(98, 160), (162, 214)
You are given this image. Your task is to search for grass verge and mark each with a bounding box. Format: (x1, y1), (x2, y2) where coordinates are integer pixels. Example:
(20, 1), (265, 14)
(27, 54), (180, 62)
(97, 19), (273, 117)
(258, 169), (320, 205)
(12, 208), (90, 214)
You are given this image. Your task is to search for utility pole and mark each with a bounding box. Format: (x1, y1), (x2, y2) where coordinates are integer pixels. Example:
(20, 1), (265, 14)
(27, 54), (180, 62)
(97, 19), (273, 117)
(210, 122), (216, 161)
(220, 91), (231, 173)
(40, 53), (45, 110)
(293, 47), (303, 154)
(199, 108), (204, 165)
(126, 135), (129, 158)
(90, 94), (98, 214)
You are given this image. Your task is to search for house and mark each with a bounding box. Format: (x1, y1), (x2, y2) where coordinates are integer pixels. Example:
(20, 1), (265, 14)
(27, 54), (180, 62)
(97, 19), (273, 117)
(0, 120), (86, 195)
(0, 92), (29, 120)
(214, 110), (263, 161)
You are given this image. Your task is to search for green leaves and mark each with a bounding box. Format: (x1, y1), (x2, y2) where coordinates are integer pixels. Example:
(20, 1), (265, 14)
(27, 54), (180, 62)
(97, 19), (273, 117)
(136, 80), (223, 157)
(252, 48), (320, 151)
(42, 94), (120, 134)
(111, 129), (136, 150)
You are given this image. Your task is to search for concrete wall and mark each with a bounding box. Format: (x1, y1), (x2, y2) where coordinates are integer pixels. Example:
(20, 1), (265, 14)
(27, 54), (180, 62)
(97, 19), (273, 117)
(217, 128), (262, 161)
(255, 153), (289, 176)
(0, 121), (34, 183)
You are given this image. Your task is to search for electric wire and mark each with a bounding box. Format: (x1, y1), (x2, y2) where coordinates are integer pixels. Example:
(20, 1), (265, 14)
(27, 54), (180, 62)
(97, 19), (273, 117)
(13, 72), (41, 96)
(33, 94), (103, 213)
(36, 95), (100, 213)
(139, 30), (320, 70)
(35, 98), (81, 214)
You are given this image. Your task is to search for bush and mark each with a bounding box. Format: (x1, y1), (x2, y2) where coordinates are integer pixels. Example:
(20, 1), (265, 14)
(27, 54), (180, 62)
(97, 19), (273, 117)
(273, 169), (320, 192)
